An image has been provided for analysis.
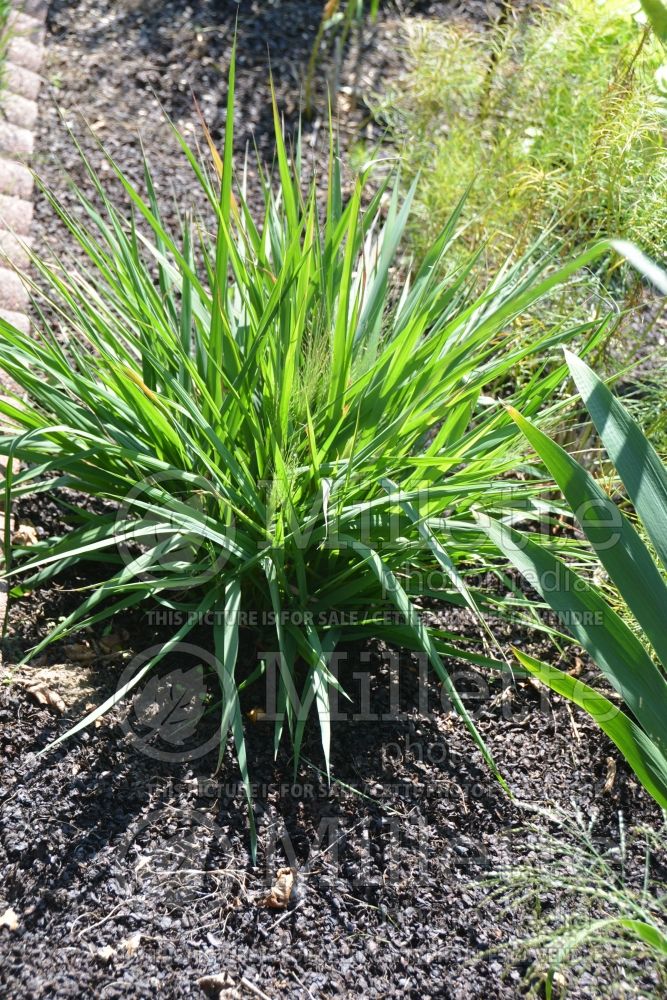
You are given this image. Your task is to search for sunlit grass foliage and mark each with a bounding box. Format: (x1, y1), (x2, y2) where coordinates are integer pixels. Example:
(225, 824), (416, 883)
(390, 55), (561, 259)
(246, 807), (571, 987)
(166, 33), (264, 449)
(0, 57), (614, 832)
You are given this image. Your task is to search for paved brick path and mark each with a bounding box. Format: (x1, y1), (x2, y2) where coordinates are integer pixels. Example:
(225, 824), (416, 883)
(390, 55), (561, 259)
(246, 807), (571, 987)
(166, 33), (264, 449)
(0, 0), (46, 334)
(0, 2), (47, 636)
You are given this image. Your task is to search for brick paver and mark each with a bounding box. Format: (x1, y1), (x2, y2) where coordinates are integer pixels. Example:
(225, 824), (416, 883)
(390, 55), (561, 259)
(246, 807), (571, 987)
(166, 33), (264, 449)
(3, 91), (39, 131)
(0, 0), (48, 635)
(0, 119), (34, 157)
(0, 0), (47, 327)
(4, 62), (40, 101)
(0, 229), (31, 268)
(0, 267), (29, 311)
(20, 0), (48, 20)
(0, 158), (33, 200)
(0, 194), (34, 235)
(11, 12), (46, 45)
(7, 36), (42, 74)
(0, 307), (29, 334)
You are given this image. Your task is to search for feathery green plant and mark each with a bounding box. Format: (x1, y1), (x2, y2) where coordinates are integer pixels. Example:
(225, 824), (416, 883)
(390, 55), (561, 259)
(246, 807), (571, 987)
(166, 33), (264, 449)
(378, 0), (667, 274)
(483, 805), (667, 999)
(0, 57), (614, 830)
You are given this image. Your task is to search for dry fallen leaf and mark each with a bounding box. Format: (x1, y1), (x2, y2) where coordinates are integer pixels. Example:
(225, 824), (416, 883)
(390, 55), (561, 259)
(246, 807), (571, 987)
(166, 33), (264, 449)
(11, 523), (38, 546)
(67, 642), (96, 663)
(603, 756), (617, 794)
(568, 656), (584, 677)
(0, 907), (19, 931)
(26, 683), (66, 714)
(197, 972), (237, 999)
(260, 867), (294, 910)
(121, 931), (142, 955)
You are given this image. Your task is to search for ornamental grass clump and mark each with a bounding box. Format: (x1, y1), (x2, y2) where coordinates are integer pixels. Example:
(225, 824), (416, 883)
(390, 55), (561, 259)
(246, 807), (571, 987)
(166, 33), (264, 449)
(0, 56), (613, 809)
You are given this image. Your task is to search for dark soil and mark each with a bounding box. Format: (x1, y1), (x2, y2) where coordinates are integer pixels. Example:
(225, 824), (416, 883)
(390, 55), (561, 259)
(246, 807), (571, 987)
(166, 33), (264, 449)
(30, 0), (497, 245)
(1, 2), (666, 999)
(2, 564), (665, 1000)
(1, 546), (663, 999)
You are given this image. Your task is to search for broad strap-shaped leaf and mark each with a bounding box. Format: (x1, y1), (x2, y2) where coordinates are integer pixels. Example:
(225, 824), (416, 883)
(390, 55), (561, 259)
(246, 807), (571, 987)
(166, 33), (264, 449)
(209, 35), (238, 401)
(263, 555), (287, 740)
(565, 350), (667, 579)
(290, 624), (341, 782)
(477, 513), (667, 754)
(507, 403), (667, 671)
(639, 0), (667, 44)
(616, 918), (667, 957)
(354, 178), (417, 356)
(612, 240), (667, 295)
(513, 648), (667, 811)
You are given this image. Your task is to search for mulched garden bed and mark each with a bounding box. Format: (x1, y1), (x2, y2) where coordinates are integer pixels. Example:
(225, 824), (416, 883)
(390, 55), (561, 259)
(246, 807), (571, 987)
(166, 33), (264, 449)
(0, 2), (665, 998)
(1, 550), (661, 999)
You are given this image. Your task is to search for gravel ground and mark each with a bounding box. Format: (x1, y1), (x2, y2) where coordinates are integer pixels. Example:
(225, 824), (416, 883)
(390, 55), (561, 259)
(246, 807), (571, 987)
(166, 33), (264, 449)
(1, 2), (666, 998)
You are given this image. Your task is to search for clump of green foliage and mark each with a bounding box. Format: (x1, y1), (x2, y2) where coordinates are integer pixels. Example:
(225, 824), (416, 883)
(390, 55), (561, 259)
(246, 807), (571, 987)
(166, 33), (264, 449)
(379, 0), (667, 271)
(0, 50), (615, 836)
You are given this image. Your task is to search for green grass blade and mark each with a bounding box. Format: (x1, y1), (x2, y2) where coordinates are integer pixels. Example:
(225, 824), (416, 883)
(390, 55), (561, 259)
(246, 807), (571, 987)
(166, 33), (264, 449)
(213, 579), (257, 861)
(507, 403), (667, 670)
